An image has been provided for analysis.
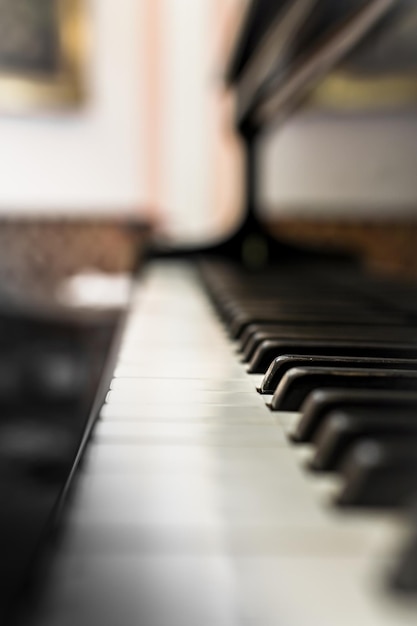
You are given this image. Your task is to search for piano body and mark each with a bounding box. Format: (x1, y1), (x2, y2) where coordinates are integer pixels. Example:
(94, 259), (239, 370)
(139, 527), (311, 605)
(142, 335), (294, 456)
(4, 1), (417, 625)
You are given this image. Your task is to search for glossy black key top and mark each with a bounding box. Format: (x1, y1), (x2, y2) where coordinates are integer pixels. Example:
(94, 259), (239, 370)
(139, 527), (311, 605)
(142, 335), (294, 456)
(310, 407), (417, 472)
(293, 389), (417, 443)
(270, 367), (417, 411)
(337, 439), (417, 508)
(259, 356), (417, 394)
(248, 340), (417, 374)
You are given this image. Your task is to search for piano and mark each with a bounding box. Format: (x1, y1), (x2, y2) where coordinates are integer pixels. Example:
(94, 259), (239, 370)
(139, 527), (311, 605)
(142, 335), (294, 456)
(5, 1), (417, 624)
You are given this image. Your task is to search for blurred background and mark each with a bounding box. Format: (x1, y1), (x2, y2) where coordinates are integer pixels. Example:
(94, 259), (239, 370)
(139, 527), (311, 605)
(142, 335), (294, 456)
(0, 0), (245, 245)
(4, 3), (417, 624)
(1, 0), (417, 274)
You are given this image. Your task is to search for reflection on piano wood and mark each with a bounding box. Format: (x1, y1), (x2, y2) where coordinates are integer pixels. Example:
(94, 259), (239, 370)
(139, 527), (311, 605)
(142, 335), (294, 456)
(270, 220), (417, 278)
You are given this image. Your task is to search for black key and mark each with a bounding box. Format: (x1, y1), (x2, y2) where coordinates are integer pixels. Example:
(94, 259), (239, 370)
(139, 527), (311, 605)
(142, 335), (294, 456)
(238, 313), (407, 352)
(270, 368), (417, 412)
(337, 439), (417, 508)
(259, 356), (417, 394)
(293, 389), (417, 443)
(310, 408), (417, 472)
(242, 326), (417, 363)
(248, 340), (417, 374)
(228, 306), (387, 338)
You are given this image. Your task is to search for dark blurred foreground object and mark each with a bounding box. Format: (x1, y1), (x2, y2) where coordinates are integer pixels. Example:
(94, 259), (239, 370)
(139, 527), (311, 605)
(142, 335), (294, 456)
(0, 218), (147, 623)
(0, 305), (124, 624)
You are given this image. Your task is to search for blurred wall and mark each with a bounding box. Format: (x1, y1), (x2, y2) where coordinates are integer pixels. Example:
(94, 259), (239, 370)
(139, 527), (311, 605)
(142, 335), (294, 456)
(150, 0), (245, 243)
(258, 112), (417, 218)
(154, 0), (214, 240)
(0, 0), (149, 217)
(1, 0), (416, 240)
(0, 0), (244, 244)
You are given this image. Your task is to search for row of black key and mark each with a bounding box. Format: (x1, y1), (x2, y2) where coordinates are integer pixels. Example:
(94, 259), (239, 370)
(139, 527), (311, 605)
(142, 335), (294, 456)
(200, 259), (417, 592)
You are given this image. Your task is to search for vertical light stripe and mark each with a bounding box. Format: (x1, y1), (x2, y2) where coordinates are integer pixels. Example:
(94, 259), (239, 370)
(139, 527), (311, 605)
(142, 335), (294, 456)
(211, 0), (245, 238)
(158, 0), (213, 241)
(143, 0), (162, 220)
(144, 0), (245, 240)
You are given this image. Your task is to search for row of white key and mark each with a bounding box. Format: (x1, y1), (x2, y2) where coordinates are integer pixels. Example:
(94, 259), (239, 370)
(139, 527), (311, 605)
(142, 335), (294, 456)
(28, 262), (417, 626)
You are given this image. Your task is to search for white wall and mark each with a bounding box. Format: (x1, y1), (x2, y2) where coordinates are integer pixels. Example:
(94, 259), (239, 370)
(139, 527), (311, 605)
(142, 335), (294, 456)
(0, 0), (149, 216)
(0, 0), (244, 242)
(157, 0), (215, 240)
(4, 1), (415, 232)
(259, 112), (417, 217)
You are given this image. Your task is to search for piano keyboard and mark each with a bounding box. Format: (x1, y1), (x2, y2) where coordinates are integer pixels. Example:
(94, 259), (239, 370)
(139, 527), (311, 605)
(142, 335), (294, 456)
(25, 260), (417, 626)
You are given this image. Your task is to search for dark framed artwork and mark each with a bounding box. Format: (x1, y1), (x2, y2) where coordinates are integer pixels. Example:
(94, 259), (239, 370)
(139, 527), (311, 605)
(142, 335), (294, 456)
(0, 0), (85, 112)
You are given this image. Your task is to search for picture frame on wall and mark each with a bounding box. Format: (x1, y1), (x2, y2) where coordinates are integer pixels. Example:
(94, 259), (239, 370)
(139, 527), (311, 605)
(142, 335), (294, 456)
(0, 0), (85, 113)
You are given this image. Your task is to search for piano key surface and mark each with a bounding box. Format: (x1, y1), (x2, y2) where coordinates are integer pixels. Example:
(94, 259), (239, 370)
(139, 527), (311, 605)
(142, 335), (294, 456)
(23, 261), (417, 626)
